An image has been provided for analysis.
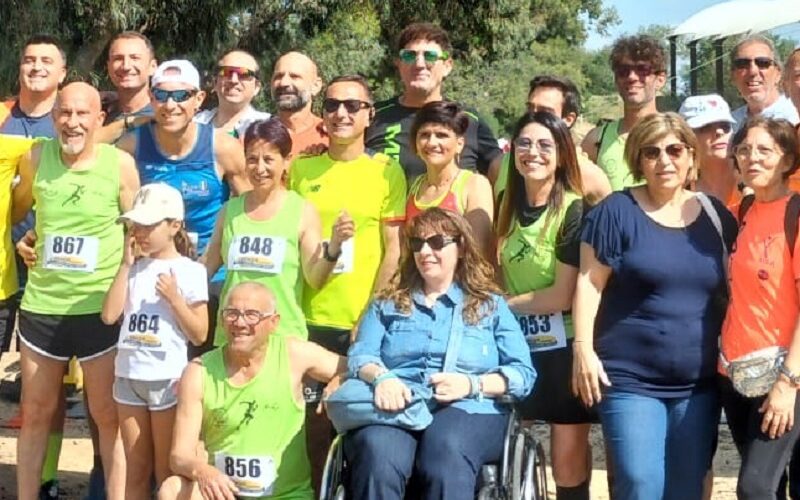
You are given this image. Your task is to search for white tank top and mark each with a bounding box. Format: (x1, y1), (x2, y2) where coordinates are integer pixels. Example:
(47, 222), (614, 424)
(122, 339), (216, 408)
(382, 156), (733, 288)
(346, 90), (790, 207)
(115, 256), (208, 380)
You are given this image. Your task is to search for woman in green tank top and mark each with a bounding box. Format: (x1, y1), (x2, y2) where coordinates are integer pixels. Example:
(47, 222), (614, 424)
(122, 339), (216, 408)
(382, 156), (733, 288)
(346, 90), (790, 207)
(496, 111), (594, 500)
(203, 119), (352, 343)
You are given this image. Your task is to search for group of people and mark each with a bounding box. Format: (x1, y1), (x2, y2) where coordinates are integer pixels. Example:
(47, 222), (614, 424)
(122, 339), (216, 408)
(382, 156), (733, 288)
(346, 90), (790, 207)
(4, 16), (800, 500)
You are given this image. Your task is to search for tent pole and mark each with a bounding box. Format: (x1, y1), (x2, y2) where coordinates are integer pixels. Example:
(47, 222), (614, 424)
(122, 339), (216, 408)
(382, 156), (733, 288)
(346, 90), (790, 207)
(715, 38), (725, 94)
(690, 40), (698, 95)
(670, 36), (678, 96)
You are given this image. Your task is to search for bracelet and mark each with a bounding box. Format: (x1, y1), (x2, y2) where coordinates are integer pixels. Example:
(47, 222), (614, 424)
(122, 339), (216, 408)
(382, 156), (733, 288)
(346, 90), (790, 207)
(468, 374), (483, 401)
(123, 114), (133, 132)
(323, 241), (341, 262)
(372, 370), (397, 387)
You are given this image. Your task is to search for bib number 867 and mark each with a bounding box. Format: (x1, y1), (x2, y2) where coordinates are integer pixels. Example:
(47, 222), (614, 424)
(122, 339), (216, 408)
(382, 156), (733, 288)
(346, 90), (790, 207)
(224, 457), (261, 478)
(51, 236), (84, 254)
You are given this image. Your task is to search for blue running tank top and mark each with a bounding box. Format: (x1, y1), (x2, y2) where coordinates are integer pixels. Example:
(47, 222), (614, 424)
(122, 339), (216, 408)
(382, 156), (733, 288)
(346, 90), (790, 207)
(134, 123), (229, 255)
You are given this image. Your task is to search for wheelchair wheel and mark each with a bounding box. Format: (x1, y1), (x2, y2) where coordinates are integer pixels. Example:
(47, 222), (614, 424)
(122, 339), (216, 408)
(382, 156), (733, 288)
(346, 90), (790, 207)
(533, 440), (548, 500)
(509, 430), (527, 499)
(320, 434), (346, 500)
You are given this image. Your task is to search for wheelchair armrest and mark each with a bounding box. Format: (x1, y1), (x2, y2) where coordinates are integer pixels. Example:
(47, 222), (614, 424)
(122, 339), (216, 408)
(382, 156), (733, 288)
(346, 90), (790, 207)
(496, 394), (516, 406)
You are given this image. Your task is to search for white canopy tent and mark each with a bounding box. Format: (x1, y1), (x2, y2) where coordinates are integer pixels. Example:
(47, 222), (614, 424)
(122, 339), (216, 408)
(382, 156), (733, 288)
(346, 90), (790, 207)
(668, 0), (800, 95)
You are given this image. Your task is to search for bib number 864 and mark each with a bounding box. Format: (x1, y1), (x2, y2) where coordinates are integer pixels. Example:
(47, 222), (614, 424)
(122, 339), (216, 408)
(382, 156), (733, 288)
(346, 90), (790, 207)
(224, 457), (261, 478)
(51, 236), (84, 254)
(127, 314), (160, 333)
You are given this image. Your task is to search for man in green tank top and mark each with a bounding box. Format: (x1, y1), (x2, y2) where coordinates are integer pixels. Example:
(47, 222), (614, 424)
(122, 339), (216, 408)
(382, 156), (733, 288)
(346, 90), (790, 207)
(581, 35), (666, 191)
(159, 282), (345, 500)
(13, 82), (141, 500)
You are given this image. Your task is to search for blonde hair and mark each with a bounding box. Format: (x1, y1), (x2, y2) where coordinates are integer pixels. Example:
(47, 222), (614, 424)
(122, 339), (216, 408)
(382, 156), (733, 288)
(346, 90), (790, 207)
(624, 112), (699, 182)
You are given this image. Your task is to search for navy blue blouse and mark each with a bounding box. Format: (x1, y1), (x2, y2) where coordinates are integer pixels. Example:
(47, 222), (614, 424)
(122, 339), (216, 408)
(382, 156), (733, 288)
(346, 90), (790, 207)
(580, 190), (737, 398)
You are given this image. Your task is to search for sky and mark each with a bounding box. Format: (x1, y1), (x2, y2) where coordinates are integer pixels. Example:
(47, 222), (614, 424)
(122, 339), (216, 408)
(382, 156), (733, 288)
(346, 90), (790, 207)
(584, 0), (800, 51)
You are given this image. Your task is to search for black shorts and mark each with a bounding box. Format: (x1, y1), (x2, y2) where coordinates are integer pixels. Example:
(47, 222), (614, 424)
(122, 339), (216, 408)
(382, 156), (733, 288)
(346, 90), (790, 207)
(18, 310), (119, 362)
(303, 324), (350, 404)
(0, 292), (20, 354)
(517, 339), (598, 424)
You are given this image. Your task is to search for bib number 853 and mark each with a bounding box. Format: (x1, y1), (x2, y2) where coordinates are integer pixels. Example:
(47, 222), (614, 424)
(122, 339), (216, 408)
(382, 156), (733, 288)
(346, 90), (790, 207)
(51, 236), (84, 254)
(224, 457), (261, 478)
(519, 315), (551, 335)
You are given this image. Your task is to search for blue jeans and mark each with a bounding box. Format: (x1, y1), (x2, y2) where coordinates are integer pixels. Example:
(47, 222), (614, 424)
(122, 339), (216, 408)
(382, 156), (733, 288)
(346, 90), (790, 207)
(598, 387), (719, 500)
(344, 406), (507, 500)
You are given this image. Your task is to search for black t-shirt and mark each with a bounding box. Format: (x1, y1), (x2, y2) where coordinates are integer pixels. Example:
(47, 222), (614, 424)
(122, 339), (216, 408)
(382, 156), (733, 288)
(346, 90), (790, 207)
(365, 96), (502, 180)
(518, 198), (583, 267)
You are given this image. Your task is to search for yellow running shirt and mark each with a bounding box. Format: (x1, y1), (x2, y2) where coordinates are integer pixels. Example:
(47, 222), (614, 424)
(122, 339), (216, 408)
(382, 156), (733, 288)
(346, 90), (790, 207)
(0, 134), (36, 300)
(289, 152), (406, 329)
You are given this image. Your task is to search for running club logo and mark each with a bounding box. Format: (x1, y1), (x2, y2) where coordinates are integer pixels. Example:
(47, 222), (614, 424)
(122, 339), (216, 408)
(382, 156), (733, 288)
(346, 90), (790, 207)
(62, 183), (85, 206)
(509, 237), (532, 263)
(237, 400), (258, 430)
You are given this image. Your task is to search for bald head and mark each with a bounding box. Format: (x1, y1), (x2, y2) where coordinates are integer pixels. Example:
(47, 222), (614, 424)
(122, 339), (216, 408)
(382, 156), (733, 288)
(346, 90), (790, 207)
(226, 282), (276, 312)
(54, 82), (105, 156)
(271, 51), (322, 112)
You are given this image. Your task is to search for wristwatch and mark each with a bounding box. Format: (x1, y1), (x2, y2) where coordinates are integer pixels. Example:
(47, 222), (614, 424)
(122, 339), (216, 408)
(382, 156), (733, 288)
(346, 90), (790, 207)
(778, 364), (800, 386)
(323, 241), (341, 262)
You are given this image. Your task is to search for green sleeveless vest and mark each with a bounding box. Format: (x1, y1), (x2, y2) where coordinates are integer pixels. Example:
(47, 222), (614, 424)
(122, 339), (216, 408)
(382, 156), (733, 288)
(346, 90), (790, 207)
(597, 120), (641, 191)
(22, 140), (123, 315)
(201, 336), (312, 499)
(216, 191), (307, 345)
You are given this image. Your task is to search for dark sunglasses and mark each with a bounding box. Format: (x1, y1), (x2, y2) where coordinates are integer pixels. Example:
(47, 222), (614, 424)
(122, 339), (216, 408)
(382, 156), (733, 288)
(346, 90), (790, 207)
(152, 88), (197, 103)
(409, 234), (458, 252)
(733, 57), (775, 71)
(614, 63), (658, 79)
(217, 66), (258, 81)
(697, 121), (733, 134)
(322, 98), (371, 114)
(398, 49), (449, 64)
(640, 143), (689, 161)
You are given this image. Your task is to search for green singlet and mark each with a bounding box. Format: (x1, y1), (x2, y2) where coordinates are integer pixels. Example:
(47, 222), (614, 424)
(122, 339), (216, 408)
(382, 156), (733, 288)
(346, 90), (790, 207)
(597, 120), (641, 191)
(500, 192), (581, 349)
(22, 140), (123, 315)
(201, 335), (312, 499)
(215, 191), (307, 345)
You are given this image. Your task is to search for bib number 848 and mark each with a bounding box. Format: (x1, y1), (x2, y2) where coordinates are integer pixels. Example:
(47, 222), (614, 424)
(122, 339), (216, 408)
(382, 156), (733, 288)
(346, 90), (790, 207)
(239, 236), (272, 256)
(224, 457), (261, 478)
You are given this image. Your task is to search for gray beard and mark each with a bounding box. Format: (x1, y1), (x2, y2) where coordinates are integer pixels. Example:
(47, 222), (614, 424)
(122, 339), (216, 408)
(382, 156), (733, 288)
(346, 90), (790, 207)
(273, 92), (309, 112)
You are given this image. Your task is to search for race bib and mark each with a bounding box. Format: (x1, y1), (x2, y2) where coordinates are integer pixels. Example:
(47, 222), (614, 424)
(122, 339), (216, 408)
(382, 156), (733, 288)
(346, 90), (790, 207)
(120, 313), (163, 350)
(519, 312), (567, 353)
(329, 238), (354, 274)
(214, 453), (276, 497)
(227, 235), (287, 274)
(43, 235), (99, 273)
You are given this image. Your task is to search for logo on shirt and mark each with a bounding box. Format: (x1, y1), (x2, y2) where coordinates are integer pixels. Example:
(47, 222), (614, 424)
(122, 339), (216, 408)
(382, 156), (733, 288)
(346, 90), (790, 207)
(181, 180), (210, 198)
(508, 237), (532, 264)
(308, 184), (321, 193)
(237, 400), (258, 430)
(62, 183), (85, 206)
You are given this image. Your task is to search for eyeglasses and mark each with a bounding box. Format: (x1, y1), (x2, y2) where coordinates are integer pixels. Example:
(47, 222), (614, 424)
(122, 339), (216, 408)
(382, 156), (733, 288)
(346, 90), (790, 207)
(409, 234), (458, 252)
(733, 144), (779, 159)
(398, 49), (450, 65)
(614, 63), (659, 79)
(221, 308), (275, 325)
(696, 122), (733, 135)
(732, 57), (775, 71)
(152, 88), (197, 103)
(322, 98), (371, 114)
(217, 66), (258, 81)
(514, 137), (556, 157)
(640, 143), (690, 161)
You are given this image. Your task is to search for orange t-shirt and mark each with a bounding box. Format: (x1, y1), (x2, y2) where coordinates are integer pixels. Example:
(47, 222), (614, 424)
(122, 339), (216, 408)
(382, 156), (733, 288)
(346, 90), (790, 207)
(721, 195), (800, 364)
(289, 115), (328, 157)
(789, 170), (800, 194)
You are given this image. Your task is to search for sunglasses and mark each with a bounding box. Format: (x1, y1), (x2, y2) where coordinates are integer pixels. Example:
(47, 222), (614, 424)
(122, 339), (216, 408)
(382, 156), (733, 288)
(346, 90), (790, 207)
(614, 63), (659, 79)
(514, 137), (556, 157)
(398, 49), (449, 65)
(697, 121), (733, 134)
(732, 57), (774, 71)
(409, 234), (458, 253)
(221, 308), (275, 325)
(152, 88), (197, 103)
(217, 66), (258, 81)
(322, 98), (371, 114)
(640, 143), (689, 161)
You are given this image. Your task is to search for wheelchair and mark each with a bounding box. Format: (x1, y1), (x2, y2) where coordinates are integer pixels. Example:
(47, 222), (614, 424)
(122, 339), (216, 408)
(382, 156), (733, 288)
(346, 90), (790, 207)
(319, 400), (548, 500)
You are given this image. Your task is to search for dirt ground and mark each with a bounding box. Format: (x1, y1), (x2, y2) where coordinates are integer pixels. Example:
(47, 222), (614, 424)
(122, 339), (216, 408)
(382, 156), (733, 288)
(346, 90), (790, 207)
(0, 351), (746, 499)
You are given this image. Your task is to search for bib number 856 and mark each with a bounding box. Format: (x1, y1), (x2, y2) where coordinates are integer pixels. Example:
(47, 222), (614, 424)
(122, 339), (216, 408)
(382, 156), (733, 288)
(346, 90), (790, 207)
(239, 236), (272, 256)
(127, 314), (160, 333)
(51, 236), (84, 254)
(224, 457), (261, 478)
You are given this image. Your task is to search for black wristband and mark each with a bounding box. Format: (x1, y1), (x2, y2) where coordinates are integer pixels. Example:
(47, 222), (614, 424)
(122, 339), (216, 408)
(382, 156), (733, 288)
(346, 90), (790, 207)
(323, 241), (341, 262)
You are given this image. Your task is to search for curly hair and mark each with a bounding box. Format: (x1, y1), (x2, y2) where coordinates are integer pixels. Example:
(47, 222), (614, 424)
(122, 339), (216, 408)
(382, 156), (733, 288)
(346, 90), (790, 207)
(610, 35), (666, 73)
(376, 208), (501, 325)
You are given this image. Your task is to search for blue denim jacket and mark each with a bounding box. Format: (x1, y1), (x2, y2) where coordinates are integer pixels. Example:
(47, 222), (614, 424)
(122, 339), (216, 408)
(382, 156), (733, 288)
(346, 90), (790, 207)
(348, 284), (536, 414)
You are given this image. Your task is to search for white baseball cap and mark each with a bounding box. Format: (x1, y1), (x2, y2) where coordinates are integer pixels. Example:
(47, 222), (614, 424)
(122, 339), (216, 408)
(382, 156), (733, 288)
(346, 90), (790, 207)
(119, 183), (185, 225)
(678, 94), (736, 129)
(151, 59), (200, 90)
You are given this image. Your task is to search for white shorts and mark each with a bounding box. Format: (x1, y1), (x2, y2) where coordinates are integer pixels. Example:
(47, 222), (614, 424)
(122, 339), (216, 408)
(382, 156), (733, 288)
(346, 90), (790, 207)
(113, 376), (178, 411)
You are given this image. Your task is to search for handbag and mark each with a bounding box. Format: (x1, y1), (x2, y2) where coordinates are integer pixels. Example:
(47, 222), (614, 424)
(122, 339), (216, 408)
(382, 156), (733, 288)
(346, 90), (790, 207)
(326, 303), (465, 433)
(720, 346), (787, 398)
